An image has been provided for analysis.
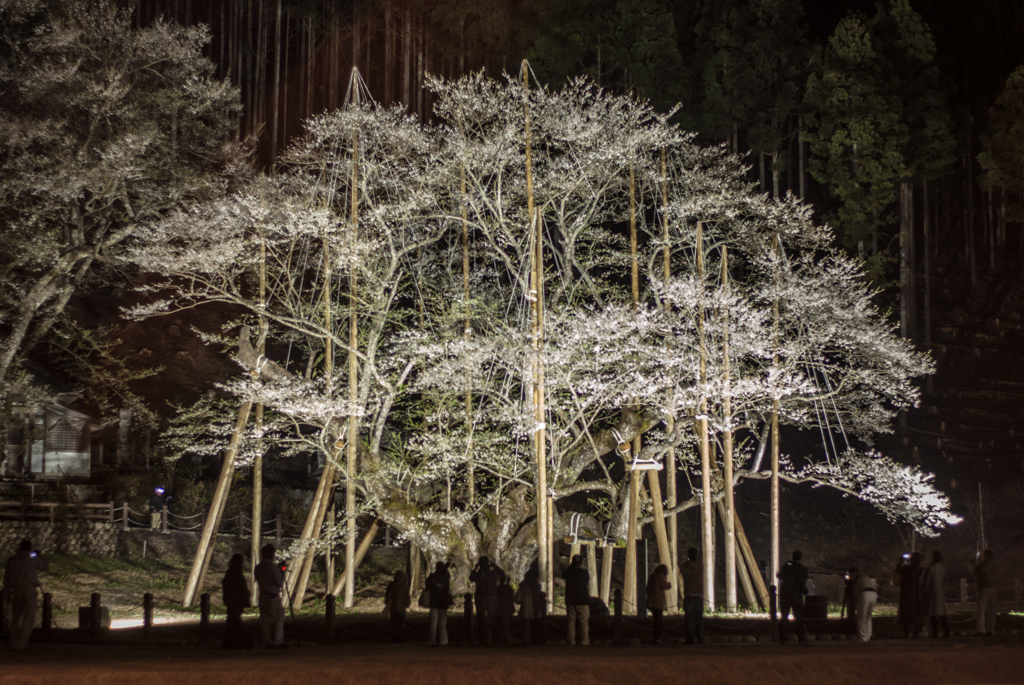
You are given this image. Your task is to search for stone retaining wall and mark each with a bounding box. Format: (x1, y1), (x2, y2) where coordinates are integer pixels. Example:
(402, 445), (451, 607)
(0, 520), (121, 556)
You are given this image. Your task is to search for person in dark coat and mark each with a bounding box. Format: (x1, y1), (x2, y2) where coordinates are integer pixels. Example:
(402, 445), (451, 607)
(681, 547), (704, 644)
(562, 554), (591, 646)
(922, 551), (950, 639)
(149, 487), (165, 530)
(895, 552), (924, 638)
(496, 570), (515, 644)
(221, 553), (252, 649)
(469, 556), (499, 644)
(646, 564), (672, 645)
(424, 561), (453, 645)
(514, 562), (543, 645)
(384, 570), (411, 643)
(777, 550), (809, 644)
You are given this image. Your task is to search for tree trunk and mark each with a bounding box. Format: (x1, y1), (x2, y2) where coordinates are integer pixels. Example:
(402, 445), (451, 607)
(923, 178), (933, 395)
(270, 0), (281, 162)
(798, 112), (805, 200)
(402, 6), (411, 110)
(900, 181), (912, 340)
(721, 247), (736, 613)
(696, 221), (714, 609)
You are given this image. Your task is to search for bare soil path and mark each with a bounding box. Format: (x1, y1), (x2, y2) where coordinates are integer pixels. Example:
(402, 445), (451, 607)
(1, 641), (1022, 685)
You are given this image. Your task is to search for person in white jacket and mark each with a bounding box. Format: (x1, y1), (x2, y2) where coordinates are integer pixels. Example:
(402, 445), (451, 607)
(4, 539), (49, 651)
(851, 568), (878, 642)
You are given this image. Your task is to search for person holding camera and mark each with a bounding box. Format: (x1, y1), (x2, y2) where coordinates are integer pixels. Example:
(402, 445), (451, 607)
(776, 550), (809, 644)
(3, 539), (49, 651)
(469, 556), (499, 644)
(149, 487), (166, 530)
(895, 552), (924, 638)
(424, 561), (453, 645)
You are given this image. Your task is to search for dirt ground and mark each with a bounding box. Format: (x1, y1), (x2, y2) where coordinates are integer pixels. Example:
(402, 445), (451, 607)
(1, 640), (1022, 685)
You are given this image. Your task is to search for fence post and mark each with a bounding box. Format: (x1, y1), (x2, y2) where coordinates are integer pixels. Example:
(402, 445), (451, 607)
(108, 501), (114, 523)
(325, 594), (336, 643)
(463, 593), (474, 643)
(90, 592), (102, 640)
(960, 577), (968, 604)
(200, 593), (211, 640)
(122, 502), (129, 531)
(276, 514), (282, 544)
(239, 512), (245, 537)
(42, 593), (52, 638)
(613, 588), (623, 643)
(200, 508), (206, 535)
(161, 504), (168, 533)
(143, 593), (153, 637)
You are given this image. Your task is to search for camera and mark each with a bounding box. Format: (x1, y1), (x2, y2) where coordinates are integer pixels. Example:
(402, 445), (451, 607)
(902, 552), (911, 561)
(29, 551), (38, 559)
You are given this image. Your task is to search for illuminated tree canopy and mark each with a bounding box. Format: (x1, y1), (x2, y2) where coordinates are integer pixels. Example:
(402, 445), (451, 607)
(131, 71), (958, 586)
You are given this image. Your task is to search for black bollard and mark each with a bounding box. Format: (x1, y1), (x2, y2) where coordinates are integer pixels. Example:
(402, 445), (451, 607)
(143, 593), (154, 637)
(325, 594), (336, 643)
(91, 592), (102, 640)
(613, 588), (623, 644)
(769, 584), (779, 643)
(200, 593), (211, 640)
(42, 593), (52, 638)
(463, 593), (474, 643)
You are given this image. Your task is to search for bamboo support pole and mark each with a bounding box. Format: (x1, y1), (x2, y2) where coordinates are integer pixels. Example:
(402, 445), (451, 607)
(645, 469), (677, 613)
(344, 68), (361, 608)
(661, 148), (678, 611)
(462, 164), (474, 506)
(770, 235), (781, 586)
(722, 246), (737, 613)
(587, 544), (599, 598)
(182, 401), (253, 607)
(250, 227), (267, 605)
(734, 508), (770, 609)
(523, 59), (549, 609)
(600, 543), (614, 605)
(623, 468), (643, 614)
(291, 459), (337, 609)
(696, 222), (714, 610)
(331, 519), (380, 597)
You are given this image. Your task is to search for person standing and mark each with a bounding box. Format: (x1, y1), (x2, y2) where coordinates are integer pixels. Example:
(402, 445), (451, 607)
(514, 563), (542, 645)
(777, 550), (809, 644)
(3, 539), (48, 651)
(495, 570), (515, 644)
(646, 564), (671, 645)
(424, 561), (453, 645)
(922, 551), (950, 639)
(149, 487), (166, 530)
(973, 549), (998, 636)
(895, 552), (924, 638)
(851, 568), (878, 642)
(221, 553), (252, 649)
(253, 544), (285, 648)
(384, 570), (411, 643)
(469, 556), (498, 644)
(562, 554), (590, 646)
(681, 547), (705, 644)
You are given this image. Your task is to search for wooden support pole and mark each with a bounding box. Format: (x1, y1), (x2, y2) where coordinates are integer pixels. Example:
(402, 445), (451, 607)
(722, 246), (737, 613)
(714, 498), (757, 609)
(331, 518), (380, 597)
(462, 163), (475, 507)
(624, 468), (643, 615)
(734, 507), (770, 609)
(645, 469), (677, 613)
(696, 222), (715, 610)
(587, 544), (599, 598)
(182, 401), (253, 607)
(600, 543), (614, 606)
(661, 148), (679, 612)
(286, 459), (337, 606)
(770, 234), (782, 585)
(291, 462), (337, 609)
